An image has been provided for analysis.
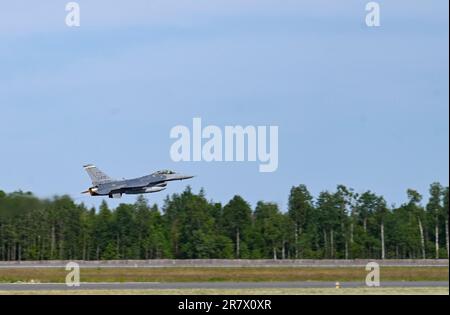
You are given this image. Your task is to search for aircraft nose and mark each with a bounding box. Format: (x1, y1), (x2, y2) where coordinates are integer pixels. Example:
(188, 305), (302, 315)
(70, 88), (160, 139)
(174, 174), (194, 180)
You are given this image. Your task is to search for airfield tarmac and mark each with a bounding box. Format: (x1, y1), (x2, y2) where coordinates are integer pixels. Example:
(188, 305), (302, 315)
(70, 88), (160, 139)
(0, 259), (447, 268)
(0, 281), (448, 291)
(0, 260), (447, 294)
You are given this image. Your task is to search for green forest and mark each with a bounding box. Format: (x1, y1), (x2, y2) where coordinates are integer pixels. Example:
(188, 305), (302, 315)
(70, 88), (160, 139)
(0, 183), (448, 261)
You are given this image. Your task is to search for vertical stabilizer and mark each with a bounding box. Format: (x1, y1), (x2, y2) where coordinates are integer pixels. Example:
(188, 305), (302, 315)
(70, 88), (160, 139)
(83, 164), (114, 185)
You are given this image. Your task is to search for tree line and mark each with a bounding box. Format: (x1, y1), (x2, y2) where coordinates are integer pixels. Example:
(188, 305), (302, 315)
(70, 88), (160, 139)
(0, 183), (448, 261)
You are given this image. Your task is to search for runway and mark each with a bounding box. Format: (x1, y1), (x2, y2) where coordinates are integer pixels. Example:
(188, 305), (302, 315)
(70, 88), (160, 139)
(0, 259), (448, 268)
(0, 281), (447, 291)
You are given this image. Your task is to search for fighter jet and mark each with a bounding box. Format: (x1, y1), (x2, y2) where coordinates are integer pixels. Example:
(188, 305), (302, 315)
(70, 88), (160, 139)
(82, 164), (193, 198)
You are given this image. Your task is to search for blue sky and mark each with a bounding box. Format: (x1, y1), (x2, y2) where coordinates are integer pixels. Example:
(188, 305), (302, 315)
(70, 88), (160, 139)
(0, 1), (448, 210)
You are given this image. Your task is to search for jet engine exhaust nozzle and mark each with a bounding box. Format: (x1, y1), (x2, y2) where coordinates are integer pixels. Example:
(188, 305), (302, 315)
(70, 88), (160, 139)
(81, 187), (99, 196)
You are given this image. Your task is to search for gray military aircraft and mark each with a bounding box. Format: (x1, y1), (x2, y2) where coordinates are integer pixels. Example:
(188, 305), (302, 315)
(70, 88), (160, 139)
(82, 164), (193, 198)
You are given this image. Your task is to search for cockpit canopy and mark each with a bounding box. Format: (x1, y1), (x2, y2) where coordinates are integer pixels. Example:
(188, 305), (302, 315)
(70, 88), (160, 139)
(154, 169), (176, 175)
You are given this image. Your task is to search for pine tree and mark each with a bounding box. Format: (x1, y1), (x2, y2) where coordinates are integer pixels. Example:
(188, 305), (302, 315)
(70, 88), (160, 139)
(287, 185), (313, 259)
(442, 187), (449, 258)
(222, 196), (252, 258)
(426, 183), (443, 259)
(407, 189), (426, 259)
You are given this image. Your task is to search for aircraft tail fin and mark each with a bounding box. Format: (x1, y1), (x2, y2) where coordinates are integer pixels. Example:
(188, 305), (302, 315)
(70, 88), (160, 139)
(83, 164), (114, 185)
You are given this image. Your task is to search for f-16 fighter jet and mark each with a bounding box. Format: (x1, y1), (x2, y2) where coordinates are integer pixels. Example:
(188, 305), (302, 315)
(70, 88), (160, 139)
(82, 164), (193, 198)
